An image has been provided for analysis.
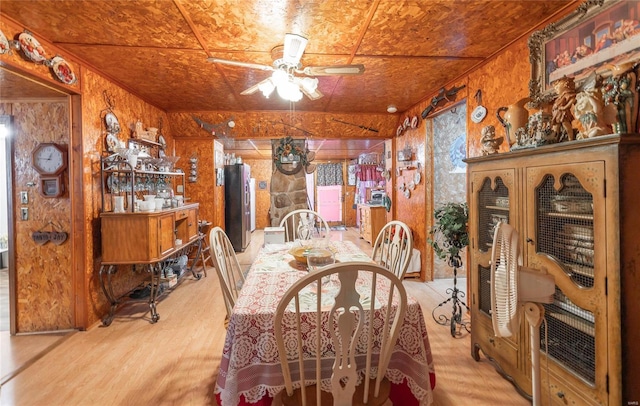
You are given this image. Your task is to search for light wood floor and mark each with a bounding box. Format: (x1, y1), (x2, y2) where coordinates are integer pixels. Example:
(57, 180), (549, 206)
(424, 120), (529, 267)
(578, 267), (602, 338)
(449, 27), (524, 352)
(0, 228), (529, 406)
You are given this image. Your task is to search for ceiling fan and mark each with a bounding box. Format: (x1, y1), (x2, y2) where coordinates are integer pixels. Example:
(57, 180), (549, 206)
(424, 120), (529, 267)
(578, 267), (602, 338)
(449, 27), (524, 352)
(207, 33), (365, 102)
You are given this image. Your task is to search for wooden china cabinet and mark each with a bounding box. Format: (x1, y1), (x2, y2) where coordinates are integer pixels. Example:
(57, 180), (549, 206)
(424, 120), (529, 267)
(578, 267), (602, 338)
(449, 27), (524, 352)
(466, 134), (640, 406)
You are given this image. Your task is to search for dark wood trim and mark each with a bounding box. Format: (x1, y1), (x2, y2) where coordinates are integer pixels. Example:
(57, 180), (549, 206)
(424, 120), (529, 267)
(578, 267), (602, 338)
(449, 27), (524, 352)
(69, 95), (87, 330)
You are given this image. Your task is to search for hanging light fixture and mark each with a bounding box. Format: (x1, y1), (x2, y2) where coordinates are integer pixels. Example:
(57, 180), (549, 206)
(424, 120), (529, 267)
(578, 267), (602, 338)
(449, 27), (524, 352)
(256, 68), (302, 102)
(258, 79), (276, 98)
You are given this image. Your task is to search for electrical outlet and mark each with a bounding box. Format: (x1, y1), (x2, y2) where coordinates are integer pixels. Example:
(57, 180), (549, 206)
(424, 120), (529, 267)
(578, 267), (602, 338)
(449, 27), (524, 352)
(20, 191), (28, 204)
(20, 207), (28, 220)
(176, 185), (184, 193)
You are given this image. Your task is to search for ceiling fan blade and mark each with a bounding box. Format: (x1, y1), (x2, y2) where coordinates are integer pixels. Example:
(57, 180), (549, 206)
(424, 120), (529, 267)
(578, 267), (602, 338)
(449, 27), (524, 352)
(301, 64), (365, 76)
(240, 78), (274, 96)
(283, 33), (308, 65)
(207, 57), (274, 72)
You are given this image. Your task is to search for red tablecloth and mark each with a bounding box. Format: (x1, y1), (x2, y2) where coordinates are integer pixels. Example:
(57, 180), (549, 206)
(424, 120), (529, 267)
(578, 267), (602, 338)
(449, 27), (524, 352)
(215, 242), (435, 405)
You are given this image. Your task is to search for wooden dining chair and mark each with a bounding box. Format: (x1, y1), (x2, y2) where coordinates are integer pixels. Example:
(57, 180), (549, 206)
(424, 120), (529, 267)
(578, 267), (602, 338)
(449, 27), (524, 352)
(208, 227), (245, 325)
(371, 221), (413, 279)
(279, 209), (331, 242)
(274, 262), (407, 406)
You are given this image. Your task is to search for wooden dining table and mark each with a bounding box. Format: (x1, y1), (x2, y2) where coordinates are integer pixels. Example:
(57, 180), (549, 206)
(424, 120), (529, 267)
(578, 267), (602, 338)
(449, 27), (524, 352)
(215, 240), (436, 406)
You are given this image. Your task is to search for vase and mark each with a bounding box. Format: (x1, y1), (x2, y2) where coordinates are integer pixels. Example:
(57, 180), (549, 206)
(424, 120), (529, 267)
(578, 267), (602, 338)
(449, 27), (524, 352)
(496, 97), (530, 147)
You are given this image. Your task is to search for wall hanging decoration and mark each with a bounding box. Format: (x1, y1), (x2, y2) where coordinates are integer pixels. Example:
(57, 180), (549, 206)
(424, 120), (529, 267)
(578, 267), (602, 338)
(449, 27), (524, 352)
(421, 84), (466, 119)
(192, 115), (236, 137)
(101, 91), (122, 153)
(17, 30), (47, 63)
(528, 0), (640, 108)
(189, 154), (198, 183)
(0, 29), (10, 55)
(272, 136), (315, 175)
(470, 90), (487, 123)
(48, 55), (77, 85)
(330, 118), (379, 133)
(32, 221), (68, 246)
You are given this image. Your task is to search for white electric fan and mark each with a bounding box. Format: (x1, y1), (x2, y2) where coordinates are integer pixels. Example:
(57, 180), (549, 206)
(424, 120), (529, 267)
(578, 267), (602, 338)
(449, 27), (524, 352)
(490, 222), (555, 406)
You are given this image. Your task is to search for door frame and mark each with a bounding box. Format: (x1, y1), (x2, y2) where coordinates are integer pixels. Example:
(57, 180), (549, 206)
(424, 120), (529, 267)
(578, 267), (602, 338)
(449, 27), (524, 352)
(1, 115), (16, 334)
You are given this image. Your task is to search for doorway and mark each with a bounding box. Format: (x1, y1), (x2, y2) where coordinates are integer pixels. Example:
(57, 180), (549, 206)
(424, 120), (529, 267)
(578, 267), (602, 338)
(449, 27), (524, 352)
(0, 116), (10, 332)
(431, 102), (468, 278)
(316, 185), (343, 227)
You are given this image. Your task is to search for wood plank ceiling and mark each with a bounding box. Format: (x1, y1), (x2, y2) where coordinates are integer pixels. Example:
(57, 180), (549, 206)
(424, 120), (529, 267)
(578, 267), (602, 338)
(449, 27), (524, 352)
(0, 0), (575, 158)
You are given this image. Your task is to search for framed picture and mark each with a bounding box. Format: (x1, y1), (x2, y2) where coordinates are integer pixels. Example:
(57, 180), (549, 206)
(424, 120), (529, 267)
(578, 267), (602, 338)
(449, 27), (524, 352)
(529, 0), (640, 106)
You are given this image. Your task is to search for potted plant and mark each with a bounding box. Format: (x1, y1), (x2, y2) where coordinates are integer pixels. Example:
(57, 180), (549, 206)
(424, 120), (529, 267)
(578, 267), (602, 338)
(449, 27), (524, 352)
(428, 202), (469, 262)
(427, 201), (470, 337)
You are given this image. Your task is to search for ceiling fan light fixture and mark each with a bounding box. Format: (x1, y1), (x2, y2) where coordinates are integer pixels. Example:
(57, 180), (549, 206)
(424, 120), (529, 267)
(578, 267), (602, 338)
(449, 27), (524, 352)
(283, 33), (308, 65)
(300, 77), (319, 93)
(276, 79), (303, 102)
(258, 79), (276, 98)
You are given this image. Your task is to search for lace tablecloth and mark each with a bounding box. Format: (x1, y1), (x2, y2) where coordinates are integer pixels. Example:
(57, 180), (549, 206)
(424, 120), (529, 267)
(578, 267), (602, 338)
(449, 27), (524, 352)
(215, 241), (435, 406)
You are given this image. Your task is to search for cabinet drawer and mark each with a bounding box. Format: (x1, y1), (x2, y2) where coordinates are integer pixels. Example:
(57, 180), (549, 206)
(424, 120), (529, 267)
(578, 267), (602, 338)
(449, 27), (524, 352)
(176, 209), (189, 220)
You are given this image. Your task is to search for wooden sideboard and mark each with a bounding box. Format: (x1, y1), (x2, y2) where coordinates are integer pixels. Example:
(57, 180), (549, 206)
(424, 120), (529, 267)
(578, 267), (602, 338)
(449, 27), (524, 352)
(357, 204), (386, 244)
(99, 203), (201, 325)
(101, 203), (199, 264)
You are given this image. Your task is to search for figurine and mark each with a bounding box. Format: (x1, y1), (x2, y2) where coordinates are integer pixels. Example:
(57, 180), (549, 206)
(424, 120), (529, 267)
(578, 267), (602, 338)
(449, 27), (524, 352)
(551, 76), (577, 141)
(574, 88), (606, 139)
(602, 61), (638, 133)
(480, 125), (503, 155)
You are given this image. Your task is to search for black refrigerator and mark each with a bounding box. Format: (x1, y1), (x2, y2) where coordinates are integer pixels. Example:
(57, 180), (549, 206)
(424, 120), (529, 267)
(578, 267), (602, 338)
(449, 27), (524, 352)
(224, 163), (252, 251)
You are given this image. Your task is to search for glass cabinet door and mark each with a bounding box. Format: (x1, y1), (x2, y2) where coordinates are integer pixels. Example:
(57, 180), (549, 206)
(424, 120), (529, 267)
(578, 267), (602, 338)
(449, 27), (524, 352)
(525, 162), (607, 402)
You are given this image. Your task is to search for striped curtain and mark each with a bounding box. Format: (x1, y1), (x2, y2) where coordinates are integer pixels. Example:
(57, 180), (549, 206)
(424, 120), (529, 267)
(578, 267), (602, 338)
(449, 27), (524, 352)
(316, 163), (344, 186)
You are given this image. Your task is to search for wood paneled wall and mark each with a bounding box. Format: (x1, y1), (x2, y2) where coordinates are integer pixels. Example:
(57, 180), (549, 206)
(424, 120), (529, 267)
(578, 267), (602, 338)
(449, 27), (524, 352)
(1, 101), (74, 331)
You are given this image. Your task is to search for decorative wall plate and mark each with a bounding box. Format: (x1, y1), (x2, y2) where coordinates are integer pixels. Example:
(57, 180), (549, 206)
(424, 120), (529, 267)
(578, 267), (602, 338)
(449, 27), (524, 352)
(403, 188), (411, 198)
(106, 174), (119, 193)
(50, 56), (77, 85)
(105, 133), (119, 152)
(407, 180), (415, 190)
(411, 116), (418, 128)
(105, 112), (121, 134)
(403, 117), (410, 129)
(471, 105), (487, 123)
(396, 125), (403, 136)
(18, 31), (47, 63)
(0, 29), (9, 55)
(414, 171), (421, 184)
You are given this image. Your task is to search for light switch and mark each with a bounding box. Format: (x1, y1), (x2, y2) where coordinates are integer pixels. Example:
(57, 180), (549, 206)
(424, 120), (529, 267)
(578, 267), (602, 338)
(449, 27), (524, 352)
(20, 191), (28, 204)
(20, 207), (28, 221)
